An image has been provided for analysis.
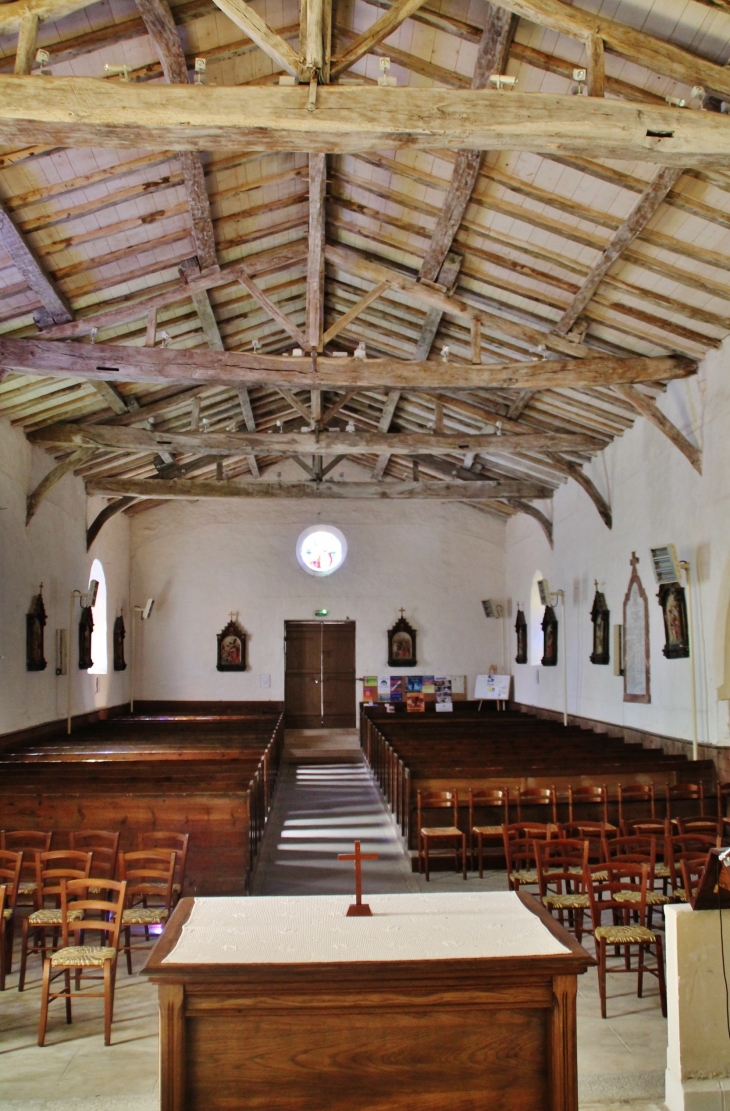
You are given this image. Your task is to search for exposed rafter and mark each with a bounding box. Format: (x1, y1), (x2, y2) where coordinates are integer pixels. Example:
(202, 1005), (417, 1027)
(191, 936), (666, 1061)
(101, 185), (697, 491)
(211, 0), (301, 76)
(614, 384), (702, 473)
(0, 200), (72, 326)
(307, 153), (327, 352)
(330, 0), (428, 78)
(26, 448), (95, 525)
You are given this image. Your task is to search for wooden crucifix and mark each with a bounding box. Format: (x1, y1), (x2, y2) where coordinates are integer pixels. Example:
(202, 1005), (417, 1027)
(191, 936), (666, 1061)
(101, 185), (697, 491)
(338, 840), (378, 917)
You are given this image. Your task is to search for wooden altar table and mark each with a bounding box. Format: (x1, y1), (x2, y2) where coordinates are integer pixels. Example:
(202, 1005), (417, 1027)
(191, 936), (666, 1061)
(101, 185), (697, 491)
(143, 891), (592, 1111)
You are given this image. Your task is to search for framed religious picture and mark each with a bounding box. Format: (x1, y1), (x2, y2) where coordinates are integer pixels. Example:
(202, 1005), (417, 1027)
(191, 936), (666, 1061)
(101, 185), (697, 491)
(541, 605), (558, 667)
(113, 613), (126, 671)
(515, 607), (527, 664)
(387, 611), (417, 668)
(623, 551), (650, 704)
(217, 615), (246, 672)
(590, 582), (610, 665)
(658, 583), (690, 659)
(78, 606), (94, 670)
(26, 584), (47, 672)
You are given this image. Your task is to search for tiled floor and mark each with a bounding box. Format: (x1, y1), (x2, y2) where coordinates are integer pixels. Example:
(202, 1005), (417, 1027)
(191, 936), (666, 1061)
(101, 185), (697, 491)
(0, 728), (668, 1110)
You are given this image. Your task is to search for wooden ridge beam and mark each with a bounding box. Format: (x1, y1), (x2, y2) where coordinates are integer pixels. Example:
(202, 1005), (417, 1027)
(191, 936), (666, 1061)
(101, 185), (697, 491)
(307, 153), (326, 351)
(85, 477), (555, 500)
(211, 0), (301, 76)
(0, 338), (695, 391)
(614, 383), (702, 472)
(330, 0), (429, 78)
(29, 423), (606, 456)
(2, 81), (729, 164)
(26, 447), (95, 524)
(555, 166), (683, 335)
(492, 0), (730, 101)
(418, 3), (515, 283)
(0, 199), (72, 326)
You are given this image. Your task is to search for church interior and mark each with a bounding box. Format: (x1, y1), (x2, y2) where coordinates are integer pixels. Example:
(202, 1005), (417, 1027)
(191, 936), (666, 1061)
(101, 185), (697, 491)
(3, 0), (730, 1107)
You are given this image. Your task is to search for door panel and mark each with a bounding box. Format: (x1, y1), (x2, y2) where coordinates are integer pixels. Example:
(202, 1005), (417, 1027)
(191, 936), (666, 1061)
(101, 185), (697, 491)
(285, 622), (355, 728)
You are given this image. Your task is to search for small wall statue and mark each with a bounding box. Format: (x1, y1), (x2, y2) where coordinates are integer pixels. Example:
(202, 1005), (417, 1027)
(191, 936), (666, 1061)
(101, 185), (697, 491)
(515, 607), (527, 664)
(658, 582), (690, 659)
(541, 605), (558, 667)
(113, 613), (126, 671)
(590, 582), (610, 665)
(26, 583), (47, 671)
(78, 606), (94, 670)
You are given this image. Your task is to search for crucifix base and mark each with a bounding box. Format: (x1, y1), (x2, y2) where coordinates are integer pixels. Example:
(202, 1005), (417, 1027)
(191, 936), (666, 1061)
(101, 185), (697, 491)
(346, 902), (372, 917)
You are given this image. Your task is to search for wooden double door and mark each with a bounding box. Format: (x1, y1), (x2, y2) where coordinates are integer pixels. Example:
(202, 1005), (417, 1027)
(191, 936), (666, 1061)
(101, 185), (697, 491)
(284, 621), (356, 728)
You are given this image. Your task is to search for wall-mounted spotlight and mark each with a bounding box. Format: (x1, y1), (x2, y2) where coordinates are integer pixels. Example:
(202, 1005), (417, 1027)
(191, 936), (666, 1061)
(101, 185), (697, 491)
(194, 57), (206, 84)
(489, 74), (517, 90)
(378, 57), (397, 86)
(104, 63), (131, 81)
(482, 600), (504, 618)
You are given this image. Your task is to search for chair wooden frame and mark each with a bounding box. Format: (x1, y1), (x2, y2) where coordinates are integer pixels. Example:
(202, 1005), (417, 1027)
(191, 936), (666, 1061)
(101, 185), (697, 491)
(666, 833), (720, 901)
(617, 784), (656, 829)
(70, 831), (120, 882)
(0, 851), (22, 990)
(0, 831), (51, 901)
(516, 787), (557, 826)
(19, 850), (92, 992)
(468, 787), (508, 877)
(665, 782), (705, 820)
(585, 862), (667, 1020)
(678, 856), (708, 905)
(567, 785), (608, 825)
(38, 878), (127, 1047)
(503, 825), (554, 892)
(136, 831), (189, 904)
(119, 850), (176, 973)
(535, 838), (589, 942)
(416, 791), (466, 882)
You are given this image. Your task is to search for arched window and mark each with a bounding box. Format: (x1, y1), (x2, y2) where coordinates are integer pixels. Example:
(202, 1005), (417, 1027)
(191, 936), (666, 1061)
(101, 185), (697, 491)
(529, 570), (544, 666)
(88, 558), (108, 675)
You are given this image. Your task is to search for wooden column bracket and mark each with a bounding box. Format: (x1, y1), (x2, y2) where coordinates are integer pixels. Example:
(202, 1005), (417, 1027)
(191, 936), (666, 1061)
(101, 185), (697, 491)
(615, 383), (702, 473)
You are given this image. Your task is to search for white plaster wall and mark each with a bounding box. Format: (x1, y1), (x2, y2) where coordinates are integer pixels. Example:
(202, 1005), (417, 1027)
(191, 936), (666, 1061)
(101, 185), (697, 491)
(0, 419), (130, 734)
(129, 482), (506, 703)
(505, 339), (730, 747)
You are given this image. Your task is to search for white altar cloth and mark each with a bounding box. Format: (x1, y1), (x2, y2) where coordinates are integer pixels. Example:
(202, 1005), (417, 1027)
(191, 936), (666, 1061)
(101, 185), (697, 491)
(163, 891), (568, 965)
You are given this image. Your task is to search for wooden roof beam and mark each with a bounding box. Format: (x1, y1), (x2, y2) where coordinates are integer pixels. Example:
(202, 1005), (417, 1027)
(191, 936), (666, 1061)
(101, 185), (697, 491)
(614, 384), (702, 473)
(29, 423), (606, 456)
(492, 0), (730, 101)
(26, 447), (95, 524)
(418, 4), (515, 284)
(506, 498), (553, 546)
(2, 81), (728, 164)
(136, 0), (218, 271)
(236, 385), (260, 477)
(412, 254), (462, 361)
(0, 338), (695, 391)
(555, 166), (684, 336)
(238, 268), (307, 348)
(323, 280), (389, 346)
(544, 452), (612, 528)
(330, 0), (429, 78)
(307, 153), (326, 351)
(0, 200), (72, 326)
(211, 0), (301, 77)
(86, 477), (555, 500)
(372, 388), (401, 479)
(86, 496), (138, 549)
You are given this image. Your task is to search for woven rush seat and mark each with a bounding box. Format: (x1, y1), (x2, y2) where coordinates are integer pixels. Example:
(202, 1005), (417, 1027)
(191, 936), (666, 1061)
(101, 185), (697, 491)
(421, 826), (461, 837)
(472, 825), (502, 835)
(674, 887), (688, 902)
(655, 864), (671, 879)
(51, 945), (118, 967)
(510, 870), (538, 885)
(614, 890), (670, 906)
(594, 924), (656, 945)
(592, 869), (608, 881)
(2, 907), (11, 920)
(122, 907), (169, 926)
(29, 907), (83, 926)
(19, 881), (37, 895)
(542, 893), (589, 909)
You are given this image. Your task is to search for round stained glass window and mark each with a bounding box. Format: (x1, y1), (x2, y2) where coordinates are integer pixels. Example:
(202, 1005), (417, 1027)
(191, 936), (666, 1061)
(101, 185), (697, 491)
(296, 525), (347, 577)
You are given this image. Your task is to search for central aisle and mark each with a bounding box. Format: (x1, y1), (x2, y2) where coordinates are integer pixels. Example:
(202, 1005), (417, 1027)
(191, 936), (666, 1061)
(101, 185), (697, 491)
(251, 728), (417, 896)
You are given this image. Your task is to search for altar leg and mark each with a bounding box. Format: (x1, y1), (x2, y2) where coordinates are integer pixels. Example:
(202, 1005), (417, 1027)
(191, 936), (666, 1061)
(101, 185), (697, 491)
(548, 973), (579, 1111)
(159, 983), (185, 1111)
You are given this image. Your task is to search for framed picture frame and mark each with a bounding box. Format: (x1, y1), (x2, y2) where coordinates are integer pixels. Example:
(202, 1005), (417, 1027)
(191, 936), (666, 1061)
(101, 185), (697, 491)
(387, 612), (417, 668)
(26, 586), (47, 672)
(217, 618), (246, 672)
(515, 608), (527, 664)
(590, 584), (610, 665)
(659, 583), (690, 659)
(541, 605), (558, 667)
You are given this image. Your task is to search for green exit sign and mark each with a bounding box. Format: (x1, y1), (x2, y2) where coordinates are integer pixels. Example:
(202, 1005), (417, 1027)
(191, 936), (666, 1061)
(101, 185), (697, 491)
(315, 608), (329, 617)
